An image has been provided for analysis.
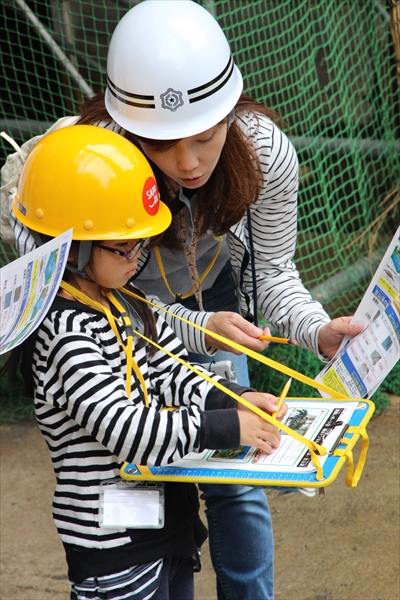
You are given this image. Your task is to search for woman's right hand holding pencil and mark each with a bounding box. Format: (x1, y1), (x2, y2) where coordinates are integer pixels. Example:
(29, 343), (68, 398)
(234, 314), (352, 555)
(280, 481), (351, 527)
(205, 311), (272, 354)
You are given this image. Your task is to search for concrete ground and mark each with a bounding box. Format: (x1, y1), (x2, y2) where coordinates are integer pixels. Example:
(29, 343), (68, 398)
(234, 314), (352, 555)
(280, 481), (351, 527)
(0, 395), (399, 600)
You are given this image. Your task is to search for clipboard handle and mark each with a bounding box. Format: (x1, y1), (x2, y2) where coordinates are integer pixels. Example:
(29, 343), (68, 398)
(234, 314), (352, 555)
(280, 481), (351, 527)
(334, 425), (369, 487)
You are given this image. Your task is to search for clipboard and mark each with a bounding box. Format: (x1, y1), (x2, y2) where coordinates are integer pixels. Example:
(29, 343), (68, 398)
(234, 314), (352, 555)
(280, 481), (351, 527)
(115, 287), (377, 490)
(120, 398), (374, 489)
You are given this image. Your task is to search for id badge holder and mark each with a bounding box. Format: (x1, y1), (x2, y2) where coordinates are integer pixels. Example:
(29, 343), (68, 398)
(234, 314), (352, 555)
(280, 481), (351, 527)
(99, 479), (165, 529)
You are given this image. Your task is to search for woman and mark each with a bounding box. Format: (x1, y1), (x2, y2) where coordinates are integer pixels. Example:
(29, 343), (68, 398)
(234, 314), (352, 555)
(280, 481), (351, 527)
(84, 3), (362, 599)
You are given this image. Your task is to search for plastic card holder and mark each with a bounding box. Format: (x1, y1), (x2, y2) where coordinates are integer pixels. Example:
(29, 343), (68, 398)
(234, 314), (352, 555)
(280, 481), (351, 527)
(99, 479), (164, 529)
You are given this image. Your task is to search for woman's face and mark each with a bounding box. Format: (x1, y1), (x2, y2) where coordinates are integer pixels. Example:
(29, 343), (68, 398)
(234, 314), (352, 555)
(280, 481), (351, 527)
(140, 123), (227, 190)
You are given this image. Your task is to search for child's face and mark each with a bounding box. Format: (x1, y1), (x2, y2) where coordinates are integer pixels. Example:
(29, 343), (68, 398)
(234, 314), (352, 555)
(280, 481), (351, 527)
(87, 239), (143, 288)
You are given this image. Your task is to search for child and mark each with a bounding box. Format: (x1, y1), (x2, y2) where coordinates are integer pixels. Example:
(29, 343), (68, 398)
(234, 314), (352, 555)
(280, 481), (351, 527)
(2, 124), (282, 600)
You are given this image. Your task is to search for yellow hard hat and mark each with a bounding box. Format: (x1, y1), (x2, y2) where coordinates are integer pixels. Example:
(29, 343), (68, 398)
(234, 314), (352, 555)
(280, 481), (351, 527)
(12, 124), (171, 240)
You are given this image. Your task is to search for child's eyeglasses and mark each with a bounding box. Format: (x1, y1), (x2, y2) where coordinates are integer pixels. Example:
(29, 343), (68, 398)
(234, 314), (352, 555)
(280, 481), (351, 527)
(96, 238), (150, 261)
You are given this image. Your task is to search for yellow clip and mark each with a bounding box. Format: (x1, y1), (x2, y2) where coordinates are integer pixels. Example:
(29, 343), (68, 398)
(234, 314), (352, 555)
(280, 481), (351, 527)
(334, 425), (369, 487)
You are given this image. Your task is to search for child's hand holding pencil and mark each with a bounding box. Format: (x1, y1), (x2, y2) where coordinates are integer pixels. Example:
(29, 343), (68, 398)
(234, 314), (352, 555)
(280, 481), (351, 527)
(238, 390), (287, 456)
(253, 378), (292, 462)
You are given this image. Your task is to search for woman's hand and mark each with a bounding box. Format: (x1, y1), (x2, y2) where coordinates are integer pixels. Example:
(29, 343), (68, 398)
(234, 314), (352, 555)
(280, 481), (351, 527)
(206, 311), (272, 354)
(318, 317), (364, 359)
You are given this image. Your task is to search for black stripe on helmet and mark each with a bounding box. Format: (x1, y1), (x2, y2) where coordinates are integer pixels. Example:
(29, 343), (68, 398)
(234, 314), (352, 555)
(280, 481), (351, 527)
(188, 55), (234, 103)
(107, 75), (155, 108)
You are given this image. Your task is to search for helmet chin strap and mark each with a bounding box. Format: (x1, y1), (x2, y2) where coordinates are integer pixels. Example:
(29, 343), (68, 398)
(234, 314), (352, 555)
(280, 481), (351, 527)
(65, 241), (94, 281)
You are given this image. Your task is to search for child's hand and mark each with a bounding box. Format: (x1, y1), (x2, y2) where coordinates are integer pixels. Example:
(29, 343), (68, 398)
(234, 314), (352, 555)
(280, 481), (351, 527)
(237, 410), (281, 453)
(239, 391), (288, 420)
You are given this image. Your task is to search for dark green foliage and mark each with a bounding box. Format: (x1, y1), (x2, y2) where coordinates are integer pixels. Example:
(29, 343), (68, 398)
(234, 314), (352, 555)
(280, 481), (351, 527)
(368, 389), (391, 416)
(380, 360), (400, 396)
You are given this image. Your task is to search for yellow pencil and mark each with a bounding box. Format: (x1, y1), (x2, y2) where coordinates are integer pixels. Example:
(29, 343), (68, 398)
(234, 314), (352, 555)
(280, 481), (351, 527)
(272, 377), (292, 418)
(254, 377), (292, 461)
(258, 335), (297, 345)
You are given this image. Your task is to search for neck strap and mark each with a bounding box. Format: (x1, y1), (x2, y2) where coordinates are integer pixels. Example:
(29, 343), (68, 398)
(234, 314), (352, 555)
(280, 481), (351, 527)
(60, 281), (149, 406)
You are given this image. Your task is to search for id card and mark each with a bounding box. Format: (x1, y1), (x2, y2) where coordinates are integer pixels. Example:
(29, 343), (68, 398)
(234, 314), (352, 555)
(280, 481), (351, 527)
(99, 479), (165, 529)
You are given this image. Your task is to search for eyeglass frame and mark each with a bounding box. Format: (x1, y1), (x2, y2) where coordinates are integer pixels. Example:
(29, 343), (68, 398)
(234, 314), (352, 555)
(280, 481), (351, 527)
(95, 238), (150, 261)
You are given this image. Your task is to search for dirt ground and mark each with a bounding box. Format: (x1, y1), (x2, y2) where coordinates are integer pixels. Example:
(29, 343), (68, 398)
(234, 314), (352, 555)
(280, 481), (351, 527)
(0, 396), (399, 600)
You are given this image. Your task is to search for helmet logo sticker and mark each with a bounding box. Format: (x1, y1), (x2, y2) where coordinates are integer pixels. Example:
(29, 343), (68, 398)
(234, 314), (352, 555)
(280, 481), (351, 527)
(160, 88), (184, 112)
(142, 177), (159, 216)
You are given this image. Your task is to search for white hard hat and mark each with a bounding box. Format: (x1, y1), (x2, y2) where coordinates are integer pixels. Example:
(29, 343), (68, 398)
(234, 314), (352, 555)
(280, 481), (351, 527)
(105, 0), (243, 140)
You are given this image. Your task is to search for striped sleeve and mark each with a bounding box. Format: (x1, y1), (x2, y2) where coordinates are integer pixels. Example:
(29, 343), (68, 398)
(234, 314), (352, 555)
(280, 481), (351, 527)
(146, 294), (216, 356)
(35, 309), (235, 468)
(236, 113), (331, 356)
(31, 305), (241, 549)
(9, 193), (37, 255)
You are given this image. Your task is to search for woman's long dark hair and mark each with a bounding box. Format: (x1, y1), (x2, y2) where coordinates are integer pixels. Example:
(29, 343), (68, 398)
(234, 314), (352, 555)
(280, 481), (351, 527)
(77, 91), (286, 249)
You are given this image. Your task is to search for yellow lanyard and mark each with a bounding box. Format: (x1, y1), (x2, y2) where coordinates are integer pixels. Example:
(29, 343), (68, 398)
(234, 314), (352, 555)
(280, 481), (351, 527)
(60, 282), (149, 406)
(57, 282), (367, 481)
(154, 200), (222, 311)
(153, 240), (223, 304)
(119, 286), (358, 479)
(120, 286), (346, 399)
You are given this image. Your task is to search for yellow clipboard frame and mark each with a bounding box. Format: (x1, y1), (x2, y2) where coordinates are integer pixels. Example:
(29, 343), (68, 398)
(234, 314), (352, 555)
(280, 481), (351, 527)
(117, 288), (376, 489)
(120, 399), (374, 489)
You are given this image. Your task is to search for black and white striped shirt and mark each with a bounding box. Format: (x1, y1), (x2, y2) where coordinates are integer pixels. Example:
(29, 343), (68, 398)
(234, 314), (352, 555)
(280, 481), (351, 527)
(28, 296), (242, 553)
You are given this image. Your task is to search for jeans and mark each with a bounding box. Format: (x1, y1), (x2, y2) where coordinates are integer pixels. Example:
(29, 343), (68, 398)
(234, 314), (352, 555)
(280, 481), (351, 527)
(190, 351), (275, 600)
(199, 483), (273, 600)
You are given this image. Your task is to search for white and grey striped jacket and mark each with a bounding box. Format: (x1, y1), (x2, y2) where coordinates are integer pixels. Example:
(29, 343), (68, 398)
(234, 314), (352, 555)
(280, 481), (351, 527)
(1, 112), (330, 358)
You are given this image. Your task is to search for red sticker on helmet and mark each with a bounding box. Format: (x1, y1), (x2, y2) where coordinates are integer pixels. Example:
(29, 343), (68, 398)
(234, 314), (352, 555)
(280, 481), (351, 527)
(142, 177), (159, 216)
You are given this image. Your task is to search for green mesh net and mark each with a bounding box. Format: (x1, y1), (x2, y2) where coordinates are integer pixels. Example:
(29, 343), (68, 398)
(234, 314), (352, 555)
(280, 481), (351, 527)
(1, 0), (399, 420)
